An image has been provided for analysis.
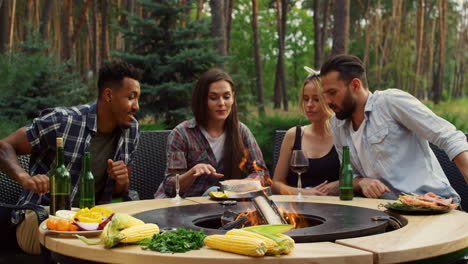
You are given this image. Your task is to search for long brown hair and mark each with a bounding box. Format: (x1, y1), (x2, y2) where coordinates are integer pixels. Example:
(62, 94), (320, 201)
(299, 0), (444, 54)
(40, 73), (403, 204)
(191, 69), (244, 179)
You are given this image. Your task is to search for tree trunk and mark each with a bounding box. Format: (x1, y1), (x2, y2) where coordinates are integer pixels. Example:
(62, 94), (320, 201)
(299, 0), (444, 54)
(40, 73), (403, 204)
(71, 0), (91, 48)
(273, 0), (288, 110)
(224, 0), (233, 55)
(363, 0), (371, 66)
(24, 0), (34, 41)
(196, 0), (204, 20)
(251, 0), (265, 115)
(321, 0), (332, 60)
(61, 0), (72, 61)
(413, 0), (424, 95)
(91, 0), (99, 76)
(0, 0), (9, 53)
(210, 0), (227, 62)
(313, 0), (322, 68)
(432, 0), (447, 104)
(331, 0), (349, 57)
(39, 0), (53, 40)
(100, 0), (109, 62)
(8, 0), (16, 52)
(280, 0), (287, 110)
(452, 18), (465, 98)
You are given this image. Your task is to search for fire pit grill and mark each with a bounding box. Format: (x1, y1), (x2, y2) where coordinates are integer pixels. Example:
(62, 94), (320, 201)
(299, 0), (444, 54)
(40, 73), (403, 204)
(133, 201), (390, 243)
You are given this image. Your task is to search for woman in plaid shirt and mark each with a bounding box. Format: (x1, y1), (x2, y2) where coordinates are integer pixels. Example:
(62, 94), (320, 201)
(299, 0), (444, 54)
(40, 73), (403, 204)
(155, 69), (269, 198)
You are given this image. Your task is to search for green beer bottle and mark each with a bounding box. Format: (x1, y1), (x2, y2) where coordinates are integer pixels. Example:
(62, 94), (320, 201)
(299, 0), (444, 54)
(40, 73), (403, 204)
(50, 137), (71, 215)
(339, 146), (354, 201)
(79, 152), (95, 209)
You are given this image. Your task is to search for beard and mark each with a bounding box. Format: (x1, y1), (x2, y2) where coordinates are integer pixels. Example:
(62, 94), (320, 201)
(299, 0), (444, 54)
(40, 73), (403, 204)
(332, 87), (356, 120)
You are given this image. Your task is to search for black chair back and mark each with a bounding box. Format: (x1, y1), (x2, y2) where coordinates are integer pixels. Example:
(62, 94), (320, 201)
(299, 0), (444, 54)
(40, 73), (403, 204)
(130, 130), (171, 200)
(272, 130), (287, 179)
(0, 155), (29, 204)
(430, 133), (468, 211)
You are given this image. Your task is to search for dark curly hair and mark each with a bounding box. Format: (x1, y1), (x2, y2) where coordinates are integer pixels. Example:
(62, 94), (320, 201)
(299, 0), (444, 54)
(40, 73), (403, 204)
(320, 54), (368, 89)
(97, 60), (142, 97)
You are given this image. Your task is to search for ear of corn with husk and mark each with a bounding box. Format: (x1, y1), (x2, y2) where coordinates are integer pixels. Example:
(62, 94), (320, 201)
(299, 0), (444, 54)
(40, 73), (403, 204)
(241, 224), (295, 255)
(226, 229), (281, 255)
(76, 213), (159, 249)
(204, 235), (267, 257)
(204, 224), (295, 256)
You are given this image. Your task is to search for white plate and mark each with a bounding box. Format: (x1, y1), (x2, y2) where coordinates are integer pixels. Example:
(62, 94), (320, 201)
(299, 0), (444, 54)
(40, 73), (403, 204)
(40, 222), (102, 237)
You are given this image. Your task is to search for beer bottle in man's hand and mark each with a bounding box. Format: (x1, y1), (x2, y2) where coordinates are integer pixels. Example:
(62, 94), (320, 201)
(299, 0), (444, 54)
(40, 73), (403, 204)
(339, 146), (354, 201)
(50, 137), (71, 215)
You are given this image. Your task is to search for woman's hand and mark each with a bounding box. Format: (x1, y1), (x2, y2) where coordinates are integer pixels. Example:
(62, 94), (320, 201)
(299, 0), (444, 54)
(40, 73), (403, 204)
(190, 163), (224, 178)
(300, 181), (331, 196)
(316, 180), (340, 195)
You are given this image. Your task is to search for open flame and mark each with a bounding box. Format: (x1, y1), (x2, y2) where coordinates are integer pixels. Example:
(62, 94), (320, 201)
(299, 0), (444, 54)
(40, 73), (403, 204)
(235, 209), (265, 228)
(278, 205), (308, 229)
(233, 205), (308, 229)
(238, 149), (271, 186)
(238, 149), (249, 172)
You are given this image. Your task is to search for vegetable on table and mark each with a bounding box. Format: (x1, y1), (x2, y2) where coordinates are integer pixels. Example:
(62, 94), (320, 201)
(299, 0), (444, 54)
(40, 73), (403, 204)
(204, 235), (267, 257)
(76, 213), (158, 249)
(139, 227), (206, 253)
(204, 224), (296, 256)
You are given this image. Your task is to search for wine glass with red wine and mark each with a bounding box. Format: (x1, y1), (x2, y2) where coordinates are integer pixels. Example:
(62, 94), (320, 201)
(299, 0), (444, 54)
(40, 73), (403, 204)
(290, 150), (308, 200)
(168, 151), (187, 202)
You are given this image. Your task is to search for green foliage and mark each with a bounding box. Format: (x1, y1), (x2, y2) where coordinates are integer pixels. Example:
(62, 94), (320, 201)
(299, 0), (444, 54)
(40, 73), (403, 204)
(140, 122), (167, 131)
(0, 37), (90, 123)
(114, 0), (222, 128)
(229, 0), (315, 109)
(424, 98), (468, 132)
(241, 112), (308, 170)
(0, 117), (28, 139)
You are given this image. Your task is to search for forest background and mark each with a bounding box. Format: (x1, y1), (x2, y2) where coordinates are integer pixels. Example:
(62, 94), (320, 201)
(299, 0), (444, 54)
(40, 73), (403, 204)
(0, 0), (466, 168)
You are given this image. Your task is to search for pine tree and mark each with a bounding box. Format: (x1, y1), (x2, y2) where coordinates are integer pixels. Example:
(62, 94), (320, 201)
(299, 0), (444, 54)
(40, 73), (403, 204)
(0, 36), (89, 122)
(114, 0), (222, 128)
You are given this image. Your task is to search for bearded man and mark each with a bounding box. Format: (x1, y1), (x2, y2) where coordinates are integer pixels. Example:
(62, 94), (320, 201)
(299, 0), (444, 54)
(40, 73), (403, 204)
(320, 54), (468, 200)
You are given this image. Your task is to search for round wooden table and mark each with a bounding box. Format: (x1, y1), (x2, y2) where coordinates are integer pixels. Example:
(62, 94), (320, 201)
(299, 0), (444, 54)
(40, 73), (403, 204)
(38, 195), (468, 264)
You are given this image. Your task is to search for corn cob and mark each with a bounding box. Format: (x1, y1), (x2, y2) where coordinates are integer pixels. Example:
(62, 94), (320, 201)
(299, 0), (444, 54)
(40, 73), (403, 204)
(226, 229), (281, 255)
(120, 223), (160, 243)
(204, 235), (267, 257)
(110, 213), (144, 230)
(125, 216), (145, 228)
(274, 233), (295, 254)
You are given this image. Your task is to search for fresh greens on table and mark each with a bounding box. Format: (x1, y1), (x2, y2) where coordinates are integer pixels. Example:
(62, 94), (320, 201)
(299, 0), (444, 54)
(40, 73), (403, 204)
(386, 202), (431, 210)
(139, 227), (206, 253)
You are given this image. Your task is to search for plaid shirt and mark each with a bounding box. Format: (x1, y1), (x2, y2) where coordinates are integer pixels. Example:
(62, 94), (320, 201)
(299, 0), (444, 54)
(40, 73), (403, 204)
(12, 102), (139, 224)
(154, 119), (269, 198)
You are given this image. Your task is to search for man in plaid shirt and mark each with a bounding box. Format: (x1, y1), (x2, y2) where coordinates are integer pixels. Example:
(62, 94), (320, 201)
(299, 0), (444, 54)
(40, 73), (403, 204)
(0, 60), (141, 254)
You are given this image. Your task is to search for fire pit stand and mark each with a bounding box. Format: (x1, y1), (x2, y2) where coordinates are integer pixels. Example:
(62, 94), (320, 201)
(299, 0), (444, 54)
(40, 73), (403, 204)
(133, 201), (389, 243)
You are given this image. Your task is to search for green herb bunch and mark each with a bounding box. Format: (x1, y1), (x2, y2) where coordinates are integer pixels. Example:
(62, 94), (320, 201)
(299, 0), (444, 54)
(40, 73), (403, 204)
(139, 227), (206, 253)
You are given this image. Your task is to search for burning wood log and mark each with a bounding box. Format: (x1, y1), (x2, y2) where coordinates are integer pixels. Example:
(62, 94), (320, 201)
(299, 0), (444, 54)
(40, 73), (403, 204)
(252, 192), (287, 225)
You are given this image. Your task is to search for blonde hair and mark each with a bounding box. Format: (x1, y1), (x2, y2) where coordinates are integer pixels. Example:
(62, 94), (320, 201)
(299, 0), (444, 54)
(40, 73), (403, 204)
(298, 75), (333, 134)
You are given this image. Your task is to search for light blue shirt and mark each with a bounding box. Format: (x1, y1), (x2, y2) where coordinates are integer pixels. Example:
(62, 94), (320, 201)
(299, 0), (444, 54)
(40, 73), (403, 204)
(331, 89), (466, 201)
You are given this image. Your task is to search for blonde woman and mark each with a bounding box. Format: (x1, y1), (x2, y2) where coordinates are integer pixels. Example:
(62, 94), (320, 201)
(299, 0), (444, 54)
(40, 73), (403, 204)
(272, 67), (340, 196)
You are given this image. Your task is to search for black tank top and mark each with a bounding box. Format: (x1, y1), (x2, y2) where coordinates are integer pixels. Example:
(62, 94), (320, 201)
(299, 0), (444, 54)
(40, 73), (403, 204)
(286, 126), (340, 188)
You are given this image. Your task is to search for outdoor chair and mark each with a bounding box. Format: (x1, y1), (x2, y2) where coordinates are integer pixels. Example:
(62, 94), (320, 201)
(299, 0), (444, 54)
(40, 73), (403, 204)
(429, 133), (468, 212)
(0, 154), (50, 263)
(272, 130), (287, 179)
(130, 130), (171, 200)
(272, 130), (468, 211)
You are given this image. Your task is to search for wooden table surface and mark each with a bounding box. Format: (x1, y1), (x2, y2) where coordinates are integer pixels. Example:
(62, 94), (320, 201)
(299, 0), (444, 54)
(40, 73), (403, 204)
(38, 195), (468, 264)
